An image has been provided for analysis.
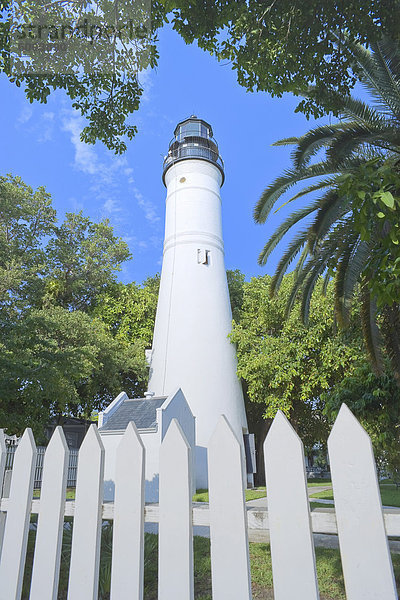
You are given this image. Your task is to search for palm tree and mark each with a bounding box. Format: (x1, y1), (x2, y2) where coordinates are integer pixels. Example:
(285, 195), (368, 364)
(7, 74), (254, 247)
(255, 36), (400, 378)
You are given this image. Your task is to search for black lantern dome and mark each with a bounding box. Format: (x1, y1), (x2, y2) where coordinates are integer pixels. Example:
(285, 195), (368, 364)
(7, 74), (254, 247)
(162, 116), (225, 185)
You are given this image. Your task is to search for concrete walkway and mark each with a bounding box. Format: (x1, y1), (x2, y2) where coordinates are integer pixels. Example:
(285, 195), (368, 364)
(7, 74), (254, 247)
(246, 485), (400, 554)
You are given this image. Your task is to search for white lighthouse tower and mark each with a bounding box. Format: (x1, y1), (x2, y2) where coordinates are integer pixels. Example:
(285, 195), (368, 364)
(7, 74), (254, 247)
(147, 116), (249, 488)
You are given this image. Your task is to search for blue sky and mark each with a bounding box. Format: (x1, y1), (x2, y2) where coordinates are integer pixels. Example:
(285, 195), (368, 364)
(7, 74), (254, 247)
(0, 24), (328, 284)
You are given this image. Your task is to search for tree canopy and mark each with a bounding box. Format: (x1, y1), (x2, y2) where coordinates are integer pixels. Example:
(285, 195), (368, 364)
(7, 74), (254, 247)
(1, 1), (399, 151)
(230, 273), (365, 448)
(0, 174), (148, 435)
(0, 0), (166, 152)
(254, 37), (400, 380)
(170, 1), (399, 117)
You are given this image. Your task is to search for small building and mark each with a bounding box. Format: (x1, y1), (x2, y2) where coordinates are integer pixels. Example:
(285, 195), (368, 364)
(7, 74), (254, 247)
(98, 388), (195, 502)
(45, 416), (94, 449)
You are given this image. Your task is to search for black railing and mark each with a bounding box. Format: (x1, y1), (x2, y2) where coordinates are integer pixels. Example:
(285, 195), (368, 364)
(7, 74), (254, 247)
(3, 445), (79, 489)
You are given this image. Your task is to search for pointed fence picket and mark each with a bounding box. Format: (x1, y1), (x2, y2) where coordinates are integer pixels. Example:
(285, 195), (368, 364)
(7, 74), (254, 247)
(208, 416), (252, 600)
(67, 425), (104, 600)
(158, 418), (194, 600)
(110, 422), (145, 600)
(328, 404), (397, 600)
(30, 427), (69, 600)
(0, 430), (6, 554)
(1, 407), (400, 600)
(0, 429), (37, 600)
(264, 410), (319, 600)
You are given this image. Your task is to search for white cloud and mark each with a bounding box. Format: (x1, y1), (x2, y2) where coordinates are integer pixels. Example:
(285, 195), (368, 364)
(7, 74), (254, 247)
(133, 187), (160, 225)
(138, 68), (153, 103)
(38, 111), (56, 142)
(17, 105), (33, 124)
(103, 197), (122, 214)
(62, 112), (99, 175)
(60, 108), (162, 261)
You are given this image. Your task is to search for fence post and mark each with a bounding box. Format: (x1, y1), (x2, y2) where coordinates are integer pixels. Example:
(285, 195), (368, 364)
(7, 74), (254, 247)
(67, 425), (104, 600)
(110, 422), (145, 600)
(264, 410), (319, 600)
(328, 404), (397, 600)
(30, 427), (69, 600)
(0, 429), (37, 600)
(0, 430), (6, 555)
(158, 419), (193, 600)
(208, 415), (252, 600)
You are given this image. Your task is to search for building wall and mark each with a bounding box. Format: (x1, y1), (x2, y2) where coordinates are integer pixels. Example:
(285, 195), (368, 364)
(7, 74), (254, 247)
(100, 389), (195, 502)
(148, 159), (248, 489)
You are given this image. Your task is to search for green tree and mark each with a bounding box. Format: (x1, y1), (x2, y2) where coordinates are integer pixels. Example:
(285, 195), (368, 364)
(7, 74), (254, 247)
(1, 0), (166, 153)
(226, 269), (245, 323)
(92, 275), (160, 348)
(2, 1), (399, 152)
(0, 174), (148, 434)
(0, 173), (56, 313)
(44, 212), (131, 311)
(254, 36), (400, 378)
(0, 306), (147, 436)
(169, 1), (399, 118)
(323, 362), (400, 475)
(230, 274), (364, 449)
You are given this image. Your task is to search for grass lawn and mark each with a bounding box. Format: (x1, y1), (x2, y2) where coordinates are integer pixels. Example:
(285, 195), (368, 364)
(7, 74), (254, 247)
(193, 481), (331, 504)
(193, 488), (267, 503)
(307, 478), (332, 487)
(21, 521), (400, 599)
(311, 484), (400, 507)
(33, 488), (75, 500)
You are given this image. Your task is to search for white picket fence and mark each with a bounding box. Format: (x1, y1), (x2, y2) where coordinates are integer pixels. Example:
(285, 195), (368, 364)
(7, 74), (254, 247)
(0, 404), (399, 599)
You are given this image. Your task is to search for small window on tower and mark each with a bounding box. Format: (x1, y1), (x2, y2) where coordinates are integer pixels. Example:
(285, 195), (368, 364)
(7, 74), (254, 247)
(197, 249), (211, 265)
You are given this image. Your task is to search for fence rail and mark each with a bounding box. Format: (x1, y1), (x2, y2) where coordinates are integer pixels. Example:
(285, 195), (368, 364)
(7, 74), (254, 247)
(0, 406), (398, 599)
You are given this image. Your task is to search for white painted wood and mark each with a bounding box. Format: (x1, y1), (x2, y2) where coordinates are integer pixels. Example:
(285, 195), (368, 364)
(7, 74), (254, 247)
(0, 430), (7, 556)
(208, 415), (252, 600)
(328, 404), (397, 599)
(264, 411), (319, 600)
(30, 427), (69, 600)
(0, 429), (36, 600)
(110, 422), (145, 600)
(158, 419), (193, 600)
(0, 430), (6, 489)
(67, 425), (104, 600)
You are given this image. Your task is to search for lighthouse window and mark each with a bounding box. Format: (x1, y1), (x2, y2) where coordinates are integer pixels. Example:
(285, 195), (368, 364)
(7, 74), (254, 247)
(197, 249), (210, 265)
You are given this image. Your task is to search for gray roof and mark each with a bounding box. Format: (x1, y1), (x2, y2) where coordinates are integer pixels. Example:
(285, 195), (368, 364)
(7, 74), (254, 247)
(99, 397), (167, 432)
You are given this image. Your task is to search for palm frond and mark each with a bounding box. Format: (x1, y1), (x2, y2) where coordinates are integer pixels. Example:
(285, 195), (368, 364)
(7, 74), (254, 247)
(370, 40), (400, 117)
(301, 268), (328, 325)
(272, 137), (300, 146)
(348, 39), (400, 117)
(360, 284), (383, 375)
(308, 189), (349, 252)
(326, 125), (400, 164)
(378, 37), (400, 84)
(381, 303), (400, 382)
(292, 122), (361, 168)
(269, 230), (308, 296)
(335, 240), (370, 327)
(322, 270), (331, 295)
(257, 202), (318, 266)
(293, 245), (309, 279)
(254, 162), (339, 223)
(280, 178), (336, 204)
(285, 242), (335, 319)
(339, 96), (390, 128)
(334, 235), (360, 327)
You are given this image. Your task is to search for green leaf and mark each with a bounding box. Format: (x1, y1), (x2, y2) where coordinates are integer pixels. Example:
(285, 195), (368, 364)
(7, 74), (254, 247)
(380, 191), (395, 209)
